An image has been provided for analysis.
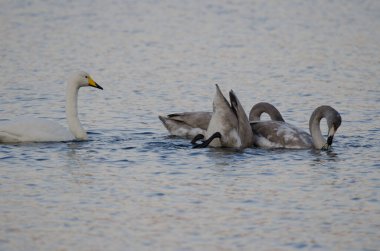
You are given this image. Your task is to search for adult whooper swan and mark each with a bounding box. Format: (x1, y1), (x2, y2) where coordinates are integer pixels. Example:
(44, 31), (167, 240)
(191, 84), (254, 149)
(159, 102), (284, 139)
(0, 71), (103, 143)
(250, 105), (342, 150)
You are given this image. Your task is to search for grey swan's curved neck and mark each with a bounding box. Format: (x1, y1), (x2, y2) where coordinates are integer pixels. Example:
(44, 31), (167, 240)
(309, 105), (341, 149)
(249, 102), (285, 122)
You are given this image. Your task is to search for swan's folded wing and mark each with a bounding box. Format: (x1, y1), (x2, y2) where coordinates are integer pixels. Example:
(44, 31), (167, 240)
(251, 121), (312, 149)
(159, 113), (208, 138)
(0, 117), (74, 143)
(167, 112), (212, 130)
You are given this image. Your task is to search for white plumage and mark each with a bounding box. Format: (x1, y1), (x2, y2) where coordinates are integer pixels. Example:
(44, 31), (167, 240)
(0, 71), (103, 143)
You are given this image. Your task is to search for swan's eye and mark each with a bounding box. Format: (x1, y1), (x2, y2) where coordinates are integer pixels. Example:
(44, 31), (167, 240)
(85, 76), (88, 79)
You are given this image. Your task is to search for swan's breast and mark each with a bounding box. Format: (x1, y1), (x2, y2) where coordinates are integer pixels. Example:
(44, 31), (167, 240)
(224, 128), (242, 148)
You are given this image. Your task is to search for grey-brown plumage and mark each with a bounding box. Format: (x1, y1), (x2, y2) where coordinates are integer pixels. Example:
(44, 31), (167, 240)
(251, 120), (312, 148)
(194, 84), (253, 149)
(159, 102), (284, 138)
(158, 112), (211, 138)
(249, 102), (284, 122)
(251, 105), (341, 149)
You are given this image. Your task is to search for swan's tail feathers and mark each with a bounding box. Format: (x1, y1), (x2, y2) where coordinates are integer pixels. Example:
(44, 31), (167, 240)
(158, 115), (170, 129)
(0, 131), (22, 143)
(158, 115), (188, 136)
(229, 90), (239, 118)
(158, 114), (206, 138)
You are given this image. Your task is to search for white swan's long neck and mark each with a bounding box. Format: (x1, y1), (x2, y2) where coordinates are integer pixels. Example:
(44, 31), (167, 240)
(309, 111), (325, 149)
(66, 83), (87, 140)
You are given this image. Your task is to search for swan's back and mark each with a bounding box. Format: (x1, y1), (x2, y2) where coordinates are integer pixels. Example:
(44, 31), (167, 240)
(251, 121), (312, 149)
(168, 112), (211, 129)
(158, 112), (211, 138)
(0, 117), (74, 143)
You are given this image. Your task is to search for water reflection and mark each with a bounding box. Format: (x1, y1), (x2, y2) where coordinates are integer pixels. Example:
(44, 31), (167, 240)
(62, 141), (99, 186)
(311, 149), (340, 166)
(66, 141), (84, 165)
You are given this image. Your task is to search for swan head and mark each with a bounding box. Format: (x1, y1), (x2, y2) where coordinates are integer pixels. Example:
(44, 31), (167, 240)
(321, 106), (342, 150)
(70, 71), (103, 90)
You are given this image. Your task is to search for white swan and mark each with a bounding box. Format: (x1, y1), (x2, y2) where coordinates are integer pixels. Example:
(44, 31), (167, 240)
(192, 84), (253, 149)
(0, 71), (103, 143)
(250, 105), (342, 150)
(159, 102), (284, 138)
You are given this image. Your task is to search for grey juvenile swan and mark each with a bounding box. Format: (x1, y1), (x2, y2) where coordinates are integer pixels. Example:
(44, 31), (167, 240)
(191, 84), (254, 149)
(0, 71), (103, 143)
(159, 111), (212, 138)
(159, 102), (284, 138)
(249, 102), (285, 122)
(250, 105), (342, 150)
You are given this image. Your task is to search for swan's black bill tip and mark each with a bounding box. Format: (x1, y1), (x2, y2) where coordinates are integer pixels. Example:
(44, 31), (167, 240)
(327, 135), (334, 146)
(96, 84), (103, 90)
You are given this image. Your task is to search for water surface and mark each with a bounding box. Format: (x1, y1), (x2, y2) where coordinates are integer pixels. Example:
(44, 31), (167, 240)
(1, 1), (380, 250)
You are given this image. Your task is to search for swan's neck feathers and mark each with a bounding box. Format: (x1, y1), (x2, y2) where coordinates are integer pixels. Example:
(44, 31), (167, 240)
(66, 83), (87, 140)
(310, 114), (325, 149)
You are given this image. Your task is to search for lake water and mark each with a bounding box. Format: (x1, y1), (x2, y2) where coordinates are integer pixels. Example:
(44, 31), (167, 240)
(1, 0), (380, 250)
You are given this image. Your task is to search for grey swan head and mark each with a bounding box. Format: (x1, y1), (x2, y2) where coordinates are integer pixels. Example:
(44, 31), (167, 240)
(309, 105), (342, 150)
(191, 84), (254, 149)
(251, 105), (342, 150)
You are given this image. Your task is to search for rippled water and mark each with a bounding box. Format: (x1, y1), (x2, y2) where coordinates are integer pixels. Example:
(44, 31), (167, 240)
(1, 0), (380, 250)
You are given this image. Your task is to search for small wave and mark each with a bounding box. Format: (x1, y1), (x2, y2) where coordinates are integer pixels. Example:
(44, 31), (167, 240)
(132, 131), (155, 135)
(87, 131), (102, 135)
(0, 155), (14, 160)
(148, 192), (165, 197)
(35, 158), (48, 161)
(121, 146), (136, 150)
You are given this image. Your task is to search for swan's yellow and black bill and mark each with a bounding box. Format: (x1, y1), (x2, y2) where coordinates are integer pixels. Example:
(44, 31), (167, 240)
(88, 76), (103, 90)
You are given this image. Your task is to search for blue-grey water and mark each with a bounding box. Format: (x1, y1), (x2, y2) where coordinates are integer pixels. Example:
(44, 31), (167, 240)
(1, 1), (380, 250)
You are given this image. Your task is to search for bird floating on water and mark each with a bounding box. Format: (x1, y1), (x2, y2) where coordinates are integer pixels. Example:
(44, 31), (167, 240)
(191, 84), (254, 149)
(251, 105), (341, 150)
(159, 102), (284, 139)
(0, 71), (103, 143)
